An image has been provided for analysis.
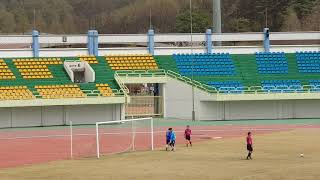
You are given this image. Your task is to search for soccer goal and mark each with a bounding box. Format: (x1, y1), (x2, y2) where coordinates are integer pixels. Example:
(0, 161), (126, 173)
(96, 117), (154, 158)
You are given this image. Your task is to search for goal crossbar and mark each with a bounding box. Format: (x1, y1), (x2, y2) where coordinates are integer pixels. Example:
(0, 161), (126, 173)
(96, 117), (154, 158)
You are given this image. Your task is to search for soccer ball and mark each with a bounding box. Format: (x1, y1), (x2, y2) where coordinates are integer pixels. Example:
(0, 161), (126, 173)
(300, 153), (304, 157)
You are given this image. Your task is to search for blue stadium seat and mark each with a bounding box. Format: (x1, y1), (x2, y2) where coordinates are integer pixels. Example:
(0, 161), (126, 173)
(256, 52), (288, 74)
(296, 51), (320, 73)
(173, 53), (236, 76)
(308, 80), (320, 92)
(261, 80), (302, 93)
(207, 81), (243, 94)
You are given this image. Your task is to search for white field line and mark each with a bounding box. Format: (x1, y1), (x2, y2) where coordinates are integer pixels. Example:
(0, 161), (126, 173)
(0, 128), (294, 141)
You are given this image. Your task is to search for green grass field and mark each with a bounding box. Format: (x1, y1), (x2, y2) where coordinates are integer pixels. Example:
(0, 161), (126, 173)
(0, 129), (319, 180)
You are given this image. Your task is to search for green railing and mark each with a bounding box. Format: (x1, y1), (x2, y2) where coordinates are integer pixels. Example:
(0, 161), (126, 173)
(114, 69), (319, 95)
(114, 69), (218, 94)
(166, 70), (218, 93)
(115, 69), (166, 78)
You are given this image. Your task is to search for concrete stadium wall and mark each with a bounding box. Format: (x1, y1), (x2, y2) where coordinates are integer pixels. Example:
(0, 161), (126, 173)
(163, 77), (320, 120)
(0, 104), (123, 128)
(199, 100), (320, 120)
(163, 77), (212, 120)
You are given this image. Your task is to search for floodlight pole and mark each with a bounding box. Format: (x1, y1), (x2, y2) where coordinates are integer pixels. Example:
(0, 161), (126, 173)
(33, 8), (36, 30)
(213, 0), (222, 46)
(190, 0), (195, 121)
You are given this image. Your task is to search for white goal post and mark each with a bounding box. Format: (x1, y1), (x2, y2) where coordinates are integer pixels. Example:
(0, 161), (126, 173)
(96, 117), (154, 158)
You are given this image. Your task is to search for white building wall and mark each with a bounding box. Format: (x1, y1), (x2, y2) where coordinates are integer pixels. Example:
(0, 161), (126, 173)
(0, 108), (12, 128)
(225, 101), (278, 120)
(11, 107), (42, 127)
(164, 77), (320, 120)
(0, 104), (123, 128)
(164, 77), (212, 120)
(199, 101), (224, 120)
(42, 106), (65, 126)
(65, 104), (115, 125)
(293, 100), (320, 118)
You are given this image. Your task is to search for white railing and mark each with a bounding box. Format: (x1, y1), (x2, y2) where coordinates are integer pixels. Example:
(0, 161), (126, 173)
(0, 31), (319, 57)
(1, 31), (319, 44)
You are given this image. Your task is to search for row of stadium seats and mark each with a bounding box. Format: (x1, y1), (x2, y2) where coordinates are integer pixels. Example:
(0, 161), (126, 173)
(256, 52), (288, 74)
(207, 81), (244, 93)
(174, 53), (231, 58)
(174, 53), (236, 76)
(106, 54), (158, 70)
(308, 80), (320, 92)
(260, 80), (301, 93)
(296, 51), (320, 57)
(0, 83), (116, 100)
(13, 58), (63, 79)
(19, 69), (50, 72)
(108, 60), (156, 63)
(79, 55), (99, 64)
(309, 80), (320, 83)
(96, 84), (114, 97)
(0, 69), (11, 72)
(36, 84), (86, 99)
(176, 61), (233, 65)
(14, 61), (61, 65)
(0, 86), (34, 100)
(0, 59), (16, 80)
(34, 84), (79, 89)
(205, 79), (320, 94)
(12, 57), (62, 62)
(107, 54), (153, 60)
(205, 79), (320, 93)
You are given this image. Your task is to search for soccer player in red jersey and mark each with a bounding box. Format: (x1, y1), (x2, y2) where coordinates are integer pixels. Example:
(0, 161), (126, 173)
(246, 132), (253, 160)
(184, 125), (192, 147)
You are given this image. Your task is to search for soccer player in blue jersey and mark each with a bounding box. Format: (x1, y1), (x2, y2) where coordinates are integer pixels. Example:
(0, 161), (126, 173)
(169, 128), (176, 151)
(165, 128), (172, 151)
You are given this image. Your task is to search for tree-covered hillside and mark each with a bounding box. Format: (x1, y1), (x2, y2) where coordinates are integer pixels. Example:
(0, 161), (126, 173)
(0, 0), (319, 34)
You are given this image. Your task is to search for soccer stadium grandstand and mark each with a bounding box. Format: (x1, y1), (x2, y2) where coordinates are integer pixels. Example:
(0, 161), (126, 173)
(0, 30), (319, 128)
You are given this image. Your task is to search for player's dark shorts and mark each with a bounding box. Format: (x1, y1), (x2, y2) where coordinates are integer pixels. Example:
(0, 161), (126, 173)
(166, 139), (170, 144)
(247, 144), (253, 151)
(185, 135), (191, 141)
(170, 140), (175, 147)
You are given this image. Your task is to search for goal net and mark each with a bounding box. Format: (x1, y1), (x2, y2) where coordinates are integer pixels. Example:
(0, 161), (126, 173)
(96, 117), (154, 158)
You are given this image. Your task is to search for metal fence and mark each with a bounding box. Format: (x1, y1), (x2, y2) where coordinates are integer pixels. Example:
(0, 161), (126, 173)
(126, 96), (163, 117)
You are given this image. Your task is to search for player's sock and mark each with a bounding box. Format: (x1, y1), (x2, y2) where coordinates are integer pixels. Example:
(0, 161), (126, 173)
(190, 141), (192, 147)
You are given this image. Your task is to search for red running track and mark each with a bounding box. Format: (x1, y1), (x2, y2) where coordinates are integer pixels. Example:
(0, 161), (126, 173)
(0, 124), (319, 169)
